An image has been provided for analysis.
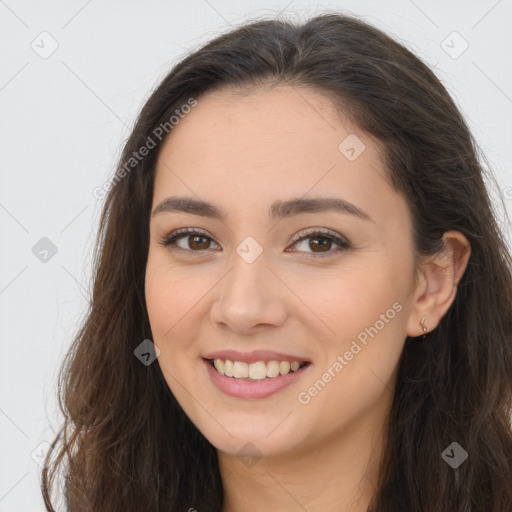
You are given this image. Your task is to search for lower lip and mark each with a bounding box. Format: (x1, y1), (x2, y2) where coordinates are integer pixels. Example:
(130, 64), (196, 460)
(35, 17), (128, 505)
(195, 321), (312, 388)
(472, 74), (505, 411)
(204, 359), (312, 399)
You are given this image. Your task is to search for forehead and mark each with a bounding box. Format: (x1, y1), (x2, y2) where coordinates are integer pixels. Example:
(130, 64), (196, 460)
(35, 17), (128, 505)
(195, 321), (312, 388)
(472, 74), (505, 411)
(152, 85), (400, 224)
(157, 84), (354, 173)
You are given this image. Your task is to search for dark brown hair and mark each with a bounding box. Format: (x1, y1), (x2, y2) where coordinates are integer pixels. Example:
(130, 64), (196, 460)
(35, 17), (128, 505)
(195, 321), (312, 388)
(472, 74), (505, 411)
(41, 12), (512, 511)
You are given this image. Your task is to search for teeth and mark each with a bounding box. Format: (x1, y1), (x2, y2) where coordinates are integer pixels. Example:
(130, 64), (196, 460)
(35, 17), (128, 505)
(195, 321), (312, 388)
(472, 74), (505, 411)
(213, 359), (224, 374)
(279, 361), (290, 375)
(233, 361), (249, 378)
(249, 361), (267, 380)
(224, 359), (234, 377)
(266, 360), (280, 378)
(211, 358), (306, 380)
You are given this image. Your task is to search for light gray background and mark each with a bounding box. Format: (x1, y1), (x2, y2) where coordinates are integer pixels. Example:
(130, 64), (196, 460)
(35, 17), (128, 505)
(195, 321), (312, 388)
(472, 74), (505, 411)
(1, 1), (511, 510)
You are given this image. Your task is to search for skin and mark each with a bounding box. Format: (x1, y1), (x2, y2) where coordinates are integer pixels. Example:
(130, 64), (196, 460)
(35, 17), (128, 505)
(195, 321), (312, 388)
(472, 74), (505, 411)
(145, 84), (471, 512)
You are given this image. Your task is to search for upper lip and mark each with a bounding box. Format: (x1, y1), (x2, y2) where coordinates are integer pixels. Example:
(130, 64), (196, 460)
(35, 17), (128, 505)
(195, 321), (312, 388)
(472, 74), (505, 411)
(203, 350), (311, 364)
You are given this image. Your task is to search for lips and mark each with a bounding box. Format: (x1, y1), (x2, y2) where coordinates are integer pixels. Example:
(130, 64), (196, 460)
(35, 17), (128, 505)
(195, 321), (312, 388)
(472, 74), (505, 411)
(202, 349), (311, 364)
(203, 357), (312, 399)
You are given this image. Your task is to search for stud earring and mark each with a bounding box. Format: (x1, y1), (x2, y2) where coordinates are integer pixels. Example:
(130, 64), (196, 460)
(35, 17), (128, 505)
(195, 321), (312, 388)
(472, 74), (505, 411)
(419, 318), (428, 334)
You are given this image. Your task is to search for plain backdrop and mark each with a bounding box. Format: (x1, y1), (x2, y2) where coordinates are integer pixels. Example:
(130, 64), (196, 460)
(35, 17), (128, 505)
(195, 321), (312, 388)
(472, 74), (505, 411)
(1, 1), (511, 510)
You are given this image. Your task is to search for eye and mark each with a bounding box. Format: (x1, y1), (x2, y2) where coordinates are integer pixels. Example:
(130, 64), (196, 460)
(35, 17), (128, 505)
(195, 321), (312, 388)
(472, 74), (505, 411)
(158, 227), (351, 257)
(159, 227), (219, 252)
(286, 228), (351, 257)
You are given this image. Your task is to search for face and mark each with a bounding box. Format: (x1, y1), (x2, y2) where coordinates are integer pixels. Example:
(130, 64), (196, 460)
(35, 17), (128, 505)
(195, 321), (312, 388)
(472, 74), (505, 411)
(145, 84), (418, 459)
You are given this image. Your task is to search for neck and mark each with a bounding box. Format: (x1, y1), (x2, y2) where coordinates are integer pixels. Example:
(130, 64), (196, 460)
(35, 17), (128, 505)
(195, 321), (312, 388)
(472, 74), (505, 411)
(218, 395), (390, 512)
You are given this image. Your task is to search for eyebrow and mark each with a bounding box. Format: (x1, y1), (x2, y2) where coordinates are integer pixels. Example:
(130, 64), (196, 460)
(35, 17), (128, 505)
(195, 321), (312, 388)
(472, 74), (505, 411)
(151, 196), (374, 223)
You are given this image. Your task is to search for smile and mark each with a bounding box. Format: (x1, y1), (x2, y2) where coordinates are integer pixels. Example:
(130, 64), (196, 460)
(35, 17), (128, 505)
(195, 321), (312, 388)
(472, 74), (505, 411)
(209, 358), (309, 380)
(203, 358), (312, 399)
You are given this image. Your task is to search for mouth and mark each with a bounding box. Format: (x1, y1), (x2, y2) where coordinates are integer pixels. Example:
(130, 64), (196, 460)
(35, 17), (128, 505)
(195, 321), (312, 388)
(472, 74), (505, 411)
(205, 358), (311, 381)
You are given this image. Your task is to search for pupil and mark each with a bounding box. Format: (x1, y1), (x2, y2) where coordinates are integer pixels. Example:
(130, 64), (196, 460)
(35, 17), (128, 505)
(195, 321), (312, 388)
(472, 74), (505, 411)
(191, 236), (208, 250)
(310, 237), (330, 252)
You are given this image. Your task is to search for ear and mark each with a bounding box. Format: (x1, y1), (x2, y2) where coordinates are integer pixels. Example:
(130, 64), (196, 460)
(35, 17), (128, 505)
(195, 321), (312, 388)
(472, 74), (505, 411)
(406, 230), (471, 337)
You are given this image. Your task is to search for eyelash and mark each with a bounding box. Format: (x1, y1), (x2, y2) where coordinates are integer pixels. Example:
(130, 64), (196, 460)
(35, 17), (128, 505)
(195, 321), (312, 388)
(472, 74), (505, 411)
(158, 227), (351, 258)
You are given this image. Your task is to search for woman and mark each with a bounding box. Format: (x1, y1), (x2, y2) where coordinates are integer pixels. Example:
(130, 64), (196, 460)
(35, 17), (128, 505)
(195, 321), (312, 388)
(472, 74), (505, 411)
(41, 12), (512, 512)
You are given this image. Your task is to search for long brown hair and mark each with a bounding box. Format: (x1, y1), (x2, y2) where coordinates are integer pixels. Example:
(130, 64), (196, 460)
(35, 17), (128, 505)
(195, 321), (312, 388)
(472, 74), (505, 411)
(41, 12), (512, 511)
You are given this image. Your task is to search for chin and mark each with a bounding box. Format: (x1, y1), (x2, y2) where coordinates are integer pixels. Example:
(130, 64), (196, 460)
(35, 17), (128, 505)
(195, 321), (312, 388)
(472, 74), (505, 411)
(196, 415), (305, 459)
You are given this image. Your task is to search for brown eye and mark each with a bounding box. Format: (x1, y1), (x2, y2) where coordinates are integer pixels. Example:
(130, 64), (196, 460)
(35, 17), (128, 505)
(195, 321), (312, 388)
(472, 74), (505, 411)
(159, 228), (220, 252)
(159, 227), (350, 258)
(187, 234), (212, 250)
(306, 236), (333, 253)
(287, 229), (350, 258)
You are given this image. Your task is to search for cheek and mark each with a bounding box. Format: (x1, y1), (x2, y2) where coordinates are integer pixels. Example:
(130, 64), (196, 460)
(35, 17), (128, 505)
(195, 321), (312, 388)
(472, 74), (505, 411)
(300, 261), (407, 352)
(306, 260), (408, 396)
(145, 254), (205, 333)
(144, 258), (201, 357)
(295, 272), (406, 439)
(145, 261), (204, 400)
(145, 270), (175, 339)
(145, 253), (226, 386)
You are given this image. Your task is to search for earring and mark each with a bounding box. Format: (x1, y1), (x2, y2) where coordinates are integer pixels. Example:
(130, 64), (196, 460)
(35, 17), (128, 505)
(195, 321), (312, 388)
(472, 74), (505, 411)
(419, 318), (428, 336)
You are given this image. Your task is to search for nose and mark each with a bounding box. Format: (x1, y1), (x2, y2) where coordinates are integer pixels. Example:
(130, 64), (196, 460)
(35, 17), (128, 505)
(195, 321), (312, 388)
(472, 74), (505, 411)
(210, 252), (289, 335)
